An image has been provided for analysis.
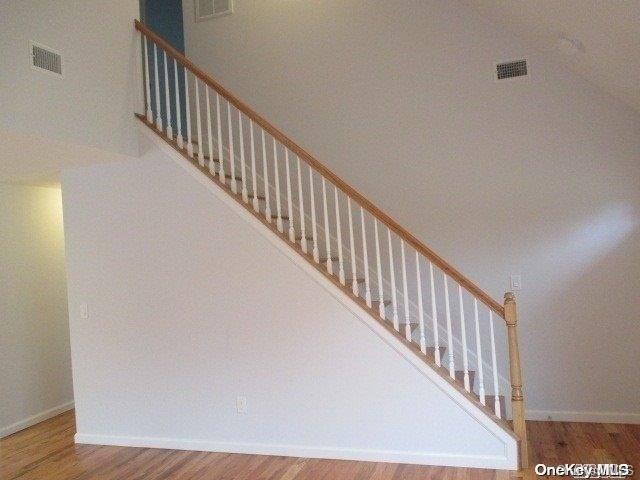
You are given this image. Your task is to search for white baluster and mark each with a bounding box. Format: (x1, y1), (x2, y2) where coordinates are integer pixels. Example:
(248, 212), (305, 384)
(309, 167), (319, 262)
(143, 36), (152, 123)
(489, 311), (501, 417)
(360, 207), (372, 307)
(347, 198), (358, 296)
(205, 88), (214, 174)
(135, 33), (144, 116)
(194, 79), (203, 166)
(215, 92), (224, 182)
(458, 285), (470, 392)
(334, 187), (345, 284)
(415, 252), (427, 354)
(429, 262), (441, 366)
(401, 240), (411, 341)
(285, 150), (295, 241)
(261, 130), (271, 221)
(474, 299), (486, 405)
(374, 219), (385, 320)
(163, 51), (172, 138)
(173, 59), (183, 148)
(296, 156), (307, 252)
(387, 229), (399, 331)
(238, 111), (248, 203)
(227, 101), (236, 193)
(184, 71), (193, 157)
(273, 139), (283, 231)
(322, 178), (332, 274)
(250, 121), (259, 212)
(444, 274), (455, 379)
(153, 43), (162, 131)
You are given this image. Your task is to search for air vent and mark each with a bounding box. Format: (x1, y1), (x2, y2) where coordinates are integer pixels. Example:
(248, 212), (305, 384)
(496, 59), (527, 80)
(195, 0), (233, 21)
(30, 41), (62, 76)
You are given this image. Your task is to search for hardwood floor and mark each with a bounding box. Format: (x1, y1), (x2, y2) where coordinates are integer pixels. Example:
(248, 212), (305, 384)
(1, 410), (638, 479)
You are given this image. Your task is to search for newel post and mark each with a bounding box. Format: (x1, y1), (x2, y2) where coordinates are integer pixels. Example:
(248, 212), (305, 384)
(504, 292), (529, 469)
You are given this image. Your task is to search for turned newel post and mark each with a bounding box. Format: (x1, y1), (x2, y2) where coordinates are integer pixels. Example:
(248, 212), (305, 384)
(504, 292), (529, 469)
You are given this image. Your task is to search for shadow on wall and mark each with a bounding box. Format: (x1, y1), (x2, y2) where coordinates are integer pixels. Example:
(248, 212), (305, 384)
(523, 202), (640, 414)
(531, 203), (638, 280)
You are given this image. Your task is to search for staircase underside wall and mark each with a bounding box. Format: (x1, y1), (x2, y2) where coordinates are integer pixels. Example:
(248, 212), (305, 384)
(61, 130), (517, 469)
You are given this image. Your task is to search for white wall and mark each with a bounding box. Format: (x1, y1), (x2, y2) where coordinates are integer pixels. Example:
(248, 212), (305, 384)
(182, 0), (640, 421)
(61, 132), (517, 469)
(0, 184), (73, 437)
(0, 0), (140, 182)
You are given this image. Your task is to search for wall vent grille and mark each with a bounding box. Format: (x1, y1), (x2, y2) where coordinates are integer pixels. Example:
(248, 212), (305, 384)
(196, 0), (233, 21)
(31, 42), (62, 76)
(496, 59), (527, 80)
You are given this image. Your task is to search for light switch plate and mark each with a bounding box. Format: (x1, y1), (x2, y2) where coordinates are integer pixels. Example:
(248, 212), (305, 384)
(510, 275), (522, 291)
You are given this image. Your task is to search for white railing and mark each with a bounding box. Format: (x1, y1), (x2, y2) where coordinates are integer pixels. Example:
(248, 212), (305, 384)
(135, 22), (528, 466)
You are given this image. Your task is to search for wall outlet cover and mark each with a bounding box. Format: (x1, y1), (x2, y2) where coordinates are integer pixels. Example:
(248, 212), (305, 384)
(236, 395), (247, 414)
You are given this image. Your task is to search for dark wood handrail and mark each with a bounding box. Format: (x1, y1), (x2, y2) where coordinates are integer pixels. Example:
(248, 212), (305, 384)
(134, 19), (505, 317)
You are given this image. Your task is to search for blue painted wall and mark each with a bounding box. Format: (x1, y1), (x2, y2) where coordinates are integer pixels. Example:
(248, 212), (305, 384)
(141, 0), (185, 134)
(141, 0), (184, 53)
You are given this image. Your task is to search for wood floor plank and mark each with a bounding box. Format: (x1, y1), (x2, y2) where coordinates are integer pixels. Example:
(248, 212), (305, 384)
(1, 410), (638, 479)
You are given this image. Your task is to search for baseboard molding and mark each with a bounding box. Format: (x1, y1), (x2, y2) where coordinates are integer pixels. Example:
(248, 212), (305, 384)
(0, 401), (74, 438)
(75, 432), (515, 470)
(527, 409), (640, 424)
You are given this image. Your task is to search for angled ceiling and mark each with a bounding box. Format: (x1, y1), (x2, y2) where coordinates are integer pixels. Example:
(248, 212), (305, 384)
(465, 0), (640, 114)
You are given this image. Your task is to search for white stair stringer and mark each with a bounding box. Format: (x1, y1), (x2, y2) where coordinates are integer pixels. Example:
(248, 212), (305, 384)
(127, 122), (519, 470)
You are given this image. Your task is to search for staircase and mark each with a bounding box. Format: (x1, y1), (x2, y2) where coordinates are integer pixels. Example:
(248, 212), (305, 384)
(134, 20), (529, 470)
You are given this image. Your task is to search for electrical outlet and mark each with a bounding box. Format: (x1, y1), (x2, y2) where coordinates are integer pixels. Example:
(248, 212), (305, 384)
(510, 275), (522, 291)
(80, 303), (88, 319)
(236, 396), (247, 414)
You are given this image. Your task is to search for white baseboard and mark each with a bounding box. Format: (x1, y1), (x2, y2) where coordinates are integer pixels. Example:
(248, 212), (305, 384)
(0, 401), (74, 438)
(527, 409), (640, 424)
(74, 432), (515, 470)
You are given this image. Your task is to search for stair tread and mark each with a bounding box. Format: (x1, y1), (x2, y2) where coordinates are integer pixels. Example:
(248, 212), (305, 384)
(250, 194), (266, 201)
(197, 154), (219, 162)
(455, 369), (476, 390)
(418, 345), (446, 362)
(483, 395), (507, 418)
(345, 277), (365, 284)
(225, 174), (243, 181)
(484, 394), (505, 402)
(371, 299), (392, 307)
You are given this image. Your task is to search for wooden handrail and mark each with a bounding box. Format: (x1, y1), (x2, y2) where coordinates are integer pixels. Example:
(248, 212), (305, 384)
(134, 19), (505, 317)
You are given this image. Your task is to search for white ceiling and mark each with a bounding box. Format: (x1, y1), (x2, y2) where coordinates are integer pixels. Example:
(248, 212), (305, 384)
(465, 0), (640, 114)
